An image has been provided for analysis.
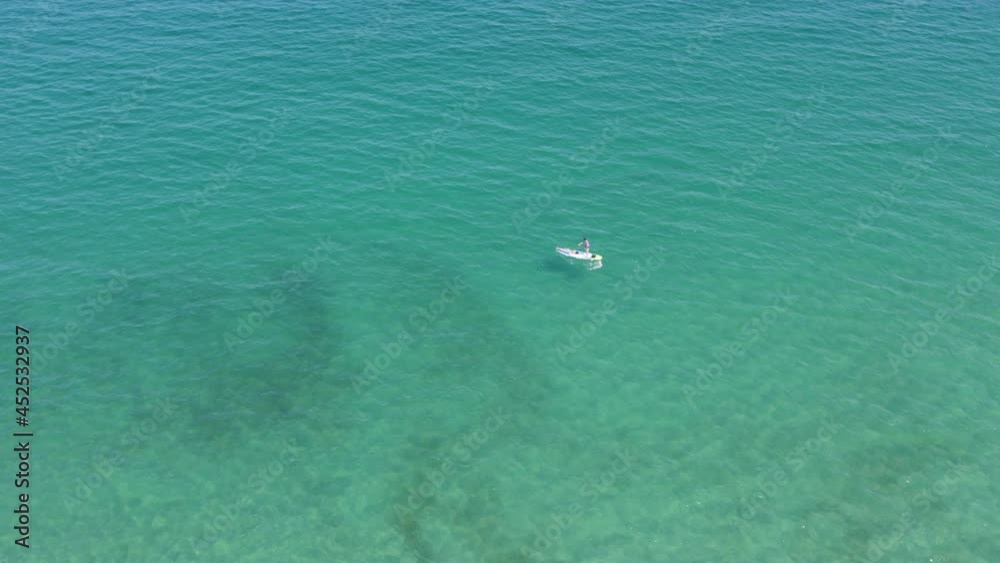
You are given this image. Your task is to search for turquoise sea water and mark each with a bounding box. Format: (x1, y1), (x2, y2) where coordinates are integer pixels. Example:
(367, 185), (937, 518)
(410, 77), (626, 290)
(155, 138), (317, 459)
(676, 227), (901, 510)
(3, 1), (1000, 561)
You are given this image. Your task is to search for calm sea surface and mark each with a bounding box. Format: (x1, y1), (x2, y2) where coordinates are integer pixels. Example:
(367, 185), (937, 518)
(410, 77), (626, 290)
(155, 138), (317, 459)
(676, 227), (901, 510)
(2, 1), (999, 561)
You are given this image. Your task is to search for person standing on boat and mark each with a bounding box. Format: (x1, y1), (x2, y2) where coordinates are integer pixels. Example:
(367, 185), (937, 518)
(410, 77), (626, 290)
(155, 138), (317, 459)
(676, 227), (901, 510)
(578, 237), (590, 254)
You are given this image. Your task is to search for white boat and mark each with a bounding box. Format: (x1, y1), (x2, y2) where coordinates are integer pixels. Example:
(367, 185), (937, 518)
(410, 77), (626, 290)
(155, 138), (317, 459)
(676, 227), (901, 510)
(556, 247), (602, 261)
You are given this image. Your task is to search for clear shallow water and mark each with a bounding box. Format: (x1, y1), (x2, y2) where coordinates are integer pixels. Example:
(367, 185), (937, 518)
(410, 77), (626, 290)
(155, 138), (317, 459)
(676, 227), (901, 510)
(2, 0), (999, 561)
